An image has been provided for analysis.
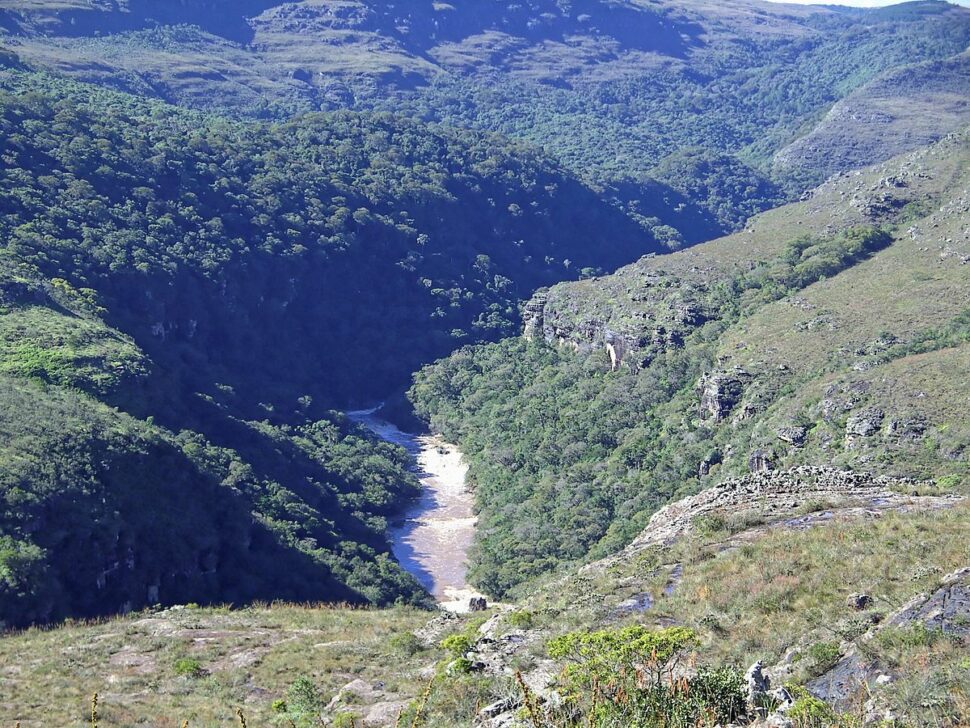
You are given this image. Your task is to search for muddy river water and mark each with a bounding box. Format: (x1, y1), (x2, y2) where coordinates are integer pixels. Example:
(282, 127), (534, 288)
(348, 407), (484, 612)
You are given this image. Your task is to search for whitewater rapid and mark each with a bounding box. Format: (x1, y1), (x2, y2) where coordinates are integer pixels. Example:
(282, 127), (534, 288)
(347, 407), (484, 612)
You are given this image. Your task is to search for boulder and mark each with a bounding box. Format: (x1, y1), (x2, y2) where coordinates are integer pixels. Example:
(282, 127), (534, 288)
(846, 593), (873, 610)
(765, 715), (794, 728)
(745, 660), (771, 717)
(844, 408), (884, 447)
(776, 426), (807, 447)
(477, 697), (520, 721)
(698, 369), (748, 421)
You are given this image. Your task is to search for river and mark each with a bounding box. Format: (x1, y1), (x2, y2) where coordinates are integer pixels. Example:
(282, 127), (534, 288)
(347, 406), (484, 612)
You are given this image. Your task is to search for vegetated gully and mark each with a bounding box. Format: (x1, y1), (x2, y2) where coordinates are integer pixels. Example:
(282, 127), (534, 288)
(347, 406), (484, 612)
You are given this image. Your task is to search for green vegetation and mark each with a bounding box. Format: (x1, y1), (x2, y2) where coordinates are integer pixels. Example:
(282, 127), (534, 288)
(522, 501), (970, 723)
(281, 675), (324, 728)
(786, 685), (845, 728)
(4, 0), (969, 244)
(0, 64), (672, 626)
(3, 504), (966, 725)
(0, 3), (966, 726)
(545, 626), (746, 727)
(0, 603), (437, 726)
(0, 69), (656, 406)
(411, 132), (970, 595)
(408, 224), (900, 596)
(173, 657), (205, 678)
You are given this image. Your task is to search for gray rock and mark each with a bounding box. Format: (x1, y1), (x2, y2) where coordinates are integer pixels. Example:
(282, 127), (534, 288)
(363, 700), (409, 727)
(745, 660), (771, 717)
(765, 715), (794, 728)
(698, 451), (721, 477)
(846, 593), (873, 610)
(477, 697), (520, 720)
(845, 409), (884, 443)
(698, 369), (749, 421)
(777, 426), (808, 447)
(748, 449), (774, 473)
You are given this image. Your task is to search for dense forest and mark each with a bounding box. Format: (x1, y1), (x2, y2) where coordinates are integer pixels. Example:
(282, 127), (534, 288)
(0, 69), (662, 406)
(0, 67), (668, 626)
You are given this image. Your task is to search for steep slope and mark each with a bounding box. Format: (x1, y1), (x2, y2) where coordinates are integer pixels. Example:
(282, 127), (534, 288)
(410, 129), (970, 596)
(3, 481), (965, 726)
(774, 51), (970, 188)
(511, 481), (970, 727)
(0, 70), (667, 627)
(0, 70), (656, 406)
(2, 1), (968, 241)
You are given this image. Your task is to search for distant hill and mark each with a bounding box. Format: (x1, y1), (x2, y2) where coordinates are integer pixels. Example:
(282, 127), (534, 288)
(2, 0), (969, 241)
(774, 51), (970, 188)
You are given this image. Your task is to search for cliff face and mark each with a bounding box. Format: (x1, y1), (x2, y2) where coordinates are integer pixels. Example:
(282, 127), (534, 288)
(411, 130), (970, 596)
(520, 127), (969, 376)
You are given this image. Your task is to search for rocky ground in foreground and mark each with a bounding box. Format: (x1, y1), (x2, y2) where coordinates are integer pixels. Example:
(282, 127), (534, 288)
(2, 466), (966, 727)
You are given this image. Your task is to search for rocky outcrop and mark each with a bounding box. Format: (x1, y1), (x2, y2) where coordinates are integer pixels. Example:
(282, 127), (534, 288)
(805, 567), (970, 718)
(776, 426), (807, 448)
(698, 369), (749, 421)
(745, 661), (794, 721)
(521, 290), (548, 340)
(748, 449), (774, 473)
(623, 467), (948, 554)
(844, 408), (884, 447)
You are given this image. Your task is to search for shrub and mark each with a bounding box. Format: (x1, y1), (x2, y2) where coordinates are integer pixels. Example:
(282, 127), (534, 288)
(333, 712), (359, 728)
(545, 626), (745, 726)
(934, 474), (961, 490)
(446, 657), (475, 675)
(283, 675), (322, 727)
(440, 633), (474, 658)
(806, 641), (841, 677)
(788, 694), (839, 728)
(173, 657), (205, 678)
(387, 631), (425, 657)
(506, 610), (535, 629)
(686, 666), (747, 720)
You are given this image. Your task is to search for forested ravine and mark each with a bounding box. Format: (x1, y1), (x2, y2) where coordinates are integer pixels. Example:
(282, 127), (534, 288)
(348, 407), (484, 612)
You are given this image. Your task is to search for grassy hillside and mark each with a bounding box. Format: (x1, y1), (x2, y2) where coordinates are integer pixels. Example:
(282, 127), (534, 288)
(774, 51), (970, 188)
(410, 129), (970, 596)
(0, 602), (439, 727)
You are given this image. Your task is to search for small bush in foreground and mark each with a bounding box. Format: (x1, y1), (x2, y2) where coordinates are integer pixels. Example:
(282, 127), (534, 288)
(546, 626), (745, 726)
